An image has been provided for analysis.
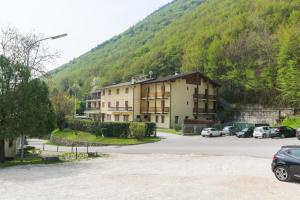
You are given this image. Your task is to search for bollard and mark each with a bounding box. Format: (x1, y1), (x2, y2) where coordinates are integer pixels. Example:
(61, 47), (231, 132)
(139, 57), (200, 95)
(57, 145), (59, 152)
(43, 144), (45, 151)
(87, 144), (89, 153)
(71, 144), (74, 153)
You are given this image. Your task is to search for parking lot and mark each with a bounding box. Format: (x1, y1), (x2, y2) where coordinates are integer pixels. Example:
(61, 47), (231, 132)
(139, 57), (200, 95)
(1, 153), (300, 200)
(29, 132), (300, 158)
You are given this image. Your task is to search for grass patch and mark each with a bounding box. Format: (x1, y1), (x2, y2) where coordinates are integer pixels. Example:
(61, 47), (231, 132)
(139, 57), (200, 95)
(282, 116), (300, 129)
(51, 130), (161, 145)
(0, 150), (105, 168)
(157, 128), (182, 135)
(0, 153), (62, 168)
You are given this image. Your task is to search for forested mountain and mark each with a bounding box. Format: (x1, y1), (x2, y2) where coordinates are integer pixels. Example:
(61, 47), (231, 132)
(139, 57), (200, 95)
(49, 0), (300, 107)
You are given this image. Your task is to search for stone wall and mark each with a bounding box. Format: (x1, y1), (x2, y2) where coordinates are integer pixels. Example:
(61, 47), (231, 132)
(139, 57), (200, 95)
(234, 105), (294, 125)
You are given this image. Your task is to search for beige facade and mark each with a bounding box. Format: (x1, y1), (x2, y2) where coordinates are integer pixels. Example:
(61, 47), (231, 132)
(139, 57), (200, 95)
(4, 138), (21, 158)
(84, 72), (220, 128)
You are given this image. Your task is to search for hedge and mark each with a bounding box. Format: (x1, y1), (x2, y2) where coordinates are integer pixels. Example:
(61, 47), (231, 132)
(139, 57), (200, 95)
(66, 118), (156, 138)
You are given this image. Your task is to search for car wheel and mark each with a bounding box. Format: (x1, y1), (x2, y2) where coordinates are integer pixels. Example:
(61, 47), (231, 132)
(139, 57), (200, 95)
(210, 133), (213, 137)
(262, 134), (267, 138)
(274, 166), (290, 182)
(280, 134), (285, 139)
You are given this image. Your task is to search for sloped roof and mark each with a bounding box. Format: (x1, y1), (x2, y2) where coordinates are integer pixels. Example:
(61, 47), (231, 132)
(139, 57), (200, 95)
(143, 72), (221, 86)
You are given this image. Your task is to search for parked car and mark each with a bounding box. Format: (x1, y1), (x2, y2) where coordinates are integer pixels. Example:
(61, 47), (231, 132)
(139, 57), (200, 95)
(221, 126), (237, 136)
(270, 126), (296, 138)
(253, 126), (272, 138)
(236, 127), (254, 138)
(296, 128), (300, 140)
(272, 145), (300, 182)
(201, 128), (221, 137)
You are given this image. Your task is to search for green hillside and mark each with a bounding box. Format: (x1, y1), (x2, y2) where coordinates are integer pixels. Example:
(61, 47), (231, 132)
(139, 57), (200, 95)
(49, 0), (300, 106)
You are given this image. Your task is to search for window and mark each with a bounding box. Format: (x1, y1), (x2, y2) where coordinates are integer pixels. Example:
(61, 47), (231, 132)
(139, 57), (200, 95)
(115, 115), (120, 122)
(288, 149), (300, 158)
(156, 116), (159, 123)
(108, 90), (111, 95)
(103, 90), (105, 96)
(116, 89), (119, 95)
(161, 85), (165, 92)
(106, 114), (111, 120)
(187, 87), (189, 91)
(161, 116), (165, 123)
(102, 102), (105, 108)
(9, 139), (13, 148)
(123, 115), (129, 122)
(175, 116), (179, 124)
(125, 88), (129, 94)
(116, 101), (119, 108)
(187, 101), (189, 105)
(108, 102), (111, 108)
(125, 101), (128, 109)
(185, 116), (189, 120)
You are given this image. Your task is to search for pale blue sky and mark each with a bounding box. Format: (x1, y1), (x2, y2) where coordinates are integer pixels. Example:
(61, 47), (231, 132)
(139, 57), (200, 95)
(0, 0), (172, 70)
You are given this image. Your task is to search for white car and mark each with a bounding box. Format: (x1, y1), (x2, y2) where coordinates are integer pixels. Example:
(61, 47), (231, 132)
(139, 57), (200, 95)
(201, 128), (221, 137)
(253, 126), (273, 138)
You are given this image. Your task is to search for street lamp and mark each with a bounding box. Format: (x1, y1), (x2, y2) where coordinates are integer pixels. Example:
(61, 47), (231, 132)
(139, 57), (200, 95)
(26, 33), (68, 68)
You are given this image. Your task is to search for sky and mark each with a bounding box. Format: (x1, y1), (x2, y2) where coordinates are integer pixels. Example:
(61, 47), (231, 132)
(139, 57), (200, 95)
(0, 0), (172, 71)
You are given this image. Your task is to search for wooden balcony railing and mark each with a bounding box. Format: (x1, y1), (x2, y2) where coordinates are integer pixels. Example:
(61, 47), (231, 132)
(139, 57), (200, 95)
(141, 92), (171, 99)
(193, 108), (216, 114)
(86, 107), (101, 111)
(141, 107), (170, 113)
(86, 95), (101, 100)
(108, 107), (133, 111)
(193, 94), (217, 101)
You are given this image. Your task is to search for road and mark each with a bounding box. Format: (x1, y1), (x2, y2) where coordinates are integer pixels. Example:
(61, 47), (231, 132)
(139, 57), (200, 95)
(29, 132), (300, 158)
(2, 132), (300, 200)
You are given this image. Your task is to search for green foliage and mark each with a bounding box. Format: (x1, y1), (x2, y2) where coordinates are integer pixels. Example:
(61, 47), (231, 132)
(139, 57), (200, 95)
(66, 118), (156, 138)
(51, 129), (160, 145)
(129, 122), (147, 139)
(51, 93), (74, 130)
(282, 117), (300, 129)
(49, 0), (300, 106)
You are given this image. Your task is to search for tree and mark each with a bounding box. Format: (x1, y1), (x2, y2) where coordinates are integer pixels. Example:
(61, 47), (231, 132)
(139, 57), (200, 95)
(0, 27), (59, 76)
(0, 55), (30, 162)
(12, 79), (56, 159)
(51, 92), (74, 130)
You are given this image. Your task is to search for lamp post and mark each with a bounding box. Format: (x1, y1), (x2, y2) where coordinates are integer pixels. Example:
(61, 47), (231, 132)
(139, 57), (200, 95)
(26, 33), (68, 68)
(20, 33), (67, 161)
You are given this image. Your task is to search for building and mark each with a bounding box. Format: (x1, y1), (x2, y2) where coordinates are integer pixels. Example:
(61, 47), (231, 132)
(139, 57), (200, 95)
(84, 89), (101, 121)
(84, 72), (220, 128)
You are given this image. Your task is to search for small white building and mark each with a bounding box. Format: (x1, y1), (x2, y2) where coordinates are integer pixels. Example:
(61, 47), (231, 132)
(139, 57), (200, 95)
(4, 138), (21, 159)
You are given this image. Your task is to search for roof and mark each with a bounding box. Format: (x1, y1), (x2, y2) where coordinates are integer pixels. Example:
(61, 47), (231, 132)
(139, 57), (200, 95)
(96, 71), (220, 90)
(143, 71), (221, 86)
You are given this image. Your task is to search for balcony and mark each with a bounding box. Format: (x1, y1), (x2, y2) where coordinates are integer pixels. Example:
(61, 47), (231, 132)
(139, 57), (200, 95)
(141, 107), (170, 114)
(141, 92), (171, 99)
(86, 95), (101, 101)
(107, 107), (133, 112)
(193, 108), (216, 114)
(86, 107), (101, 111)
(193, 93), (217, 101)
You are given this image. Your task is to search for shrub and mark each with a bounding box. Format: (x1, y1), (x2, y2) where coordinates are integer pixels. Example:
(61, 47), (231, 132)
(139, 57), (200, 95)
(65, 118), (156, 138)
(175, 125), (181, 132)
(129, 122), (147, 139)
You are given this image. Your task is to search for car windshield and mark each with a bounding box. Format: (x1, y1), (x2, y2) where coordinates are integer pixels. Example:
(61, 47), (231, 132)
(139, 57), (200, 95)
(242, 128), (249, 132)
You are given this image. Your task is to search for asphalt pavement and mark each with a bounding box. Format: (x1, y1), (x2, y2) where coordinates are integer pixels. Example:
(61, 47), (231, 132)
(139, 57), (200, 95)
(28, 132), (300, 158)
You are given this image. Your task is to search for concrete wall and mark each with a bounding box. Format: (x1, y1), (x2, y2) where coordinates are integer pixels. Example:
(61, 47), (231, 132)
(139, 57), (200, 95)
(234, 106), (294, 125)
